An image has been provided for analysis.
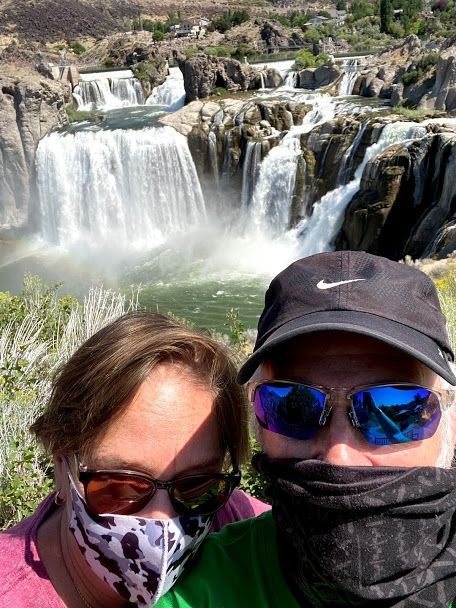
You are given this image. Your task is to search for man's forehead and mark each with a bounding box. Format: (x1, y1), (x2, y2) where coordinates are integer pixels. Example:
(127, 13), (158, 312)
(268, 331), (406, 358)
(257, 331), (440, 386)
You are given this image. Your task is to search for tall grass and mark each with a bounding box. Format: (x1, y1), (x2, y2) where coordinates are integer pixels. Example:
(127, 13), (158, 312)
(0, 280), (140, 528)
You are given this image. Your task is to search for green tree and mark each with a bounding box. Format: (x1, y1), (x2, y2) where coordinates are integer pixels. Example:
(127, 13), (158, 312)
(380, 0), (394, 32)
(351, 0), (375, 19)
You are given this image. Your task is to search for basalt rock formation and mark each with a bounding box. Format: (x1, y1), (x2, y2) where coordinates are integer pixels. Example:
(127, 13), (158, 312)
(175, 53), (272, 102)
(298, 61), (342, 90)
(160, 96), (311, 207)
(336, 125), (456, 259)
(0, 69), (69, 234)
(353, 36), (456, 112)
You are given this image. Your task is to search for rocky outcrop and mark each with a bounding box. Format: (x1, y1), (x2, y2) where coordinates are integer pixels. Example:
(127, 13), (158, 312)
(160, 96), (312, 206)
(336, 126), (456, 259)
(0, 70), (70, 233)
(298, 62), (342, 90)
(352, 36), (456, 111)
(130, 57), (169, 97)
(176, 54), (264, 102)
(419, 49), (456, 112)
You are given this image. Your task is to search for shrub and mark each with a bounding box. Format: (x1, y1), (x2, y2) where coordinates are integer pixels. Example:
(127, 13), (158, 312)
(65, 106), (101, 123)
(402, 69), (420, 85)
(205, 45), (237, 58)
(70, 41), (86, 56)
(417, 52), (439, 71)
(211, 87), (230, 96)
(293, 49), (317, 70)
(0, 279), (141, 530)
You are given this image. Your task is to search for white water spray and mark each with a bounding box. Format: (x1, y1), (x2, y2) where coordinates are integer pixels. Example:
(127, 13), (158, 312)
(35, 127), (207, 250)
(146, 67), (186, 111)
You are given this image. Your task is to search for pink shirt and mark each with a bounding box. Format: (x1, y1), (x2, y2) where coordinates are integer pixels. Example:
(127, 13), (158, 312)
(0, 490), (270, 606)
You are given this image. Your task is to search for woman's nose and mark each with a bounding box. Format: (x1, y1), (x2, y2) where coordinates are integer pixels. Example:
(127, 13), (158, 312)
(136, 488), (178, 520)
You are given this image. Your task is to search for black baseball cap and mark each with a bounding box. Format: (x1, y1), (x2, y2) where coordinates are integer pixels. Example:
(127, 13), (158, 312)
(238, 251), (456, 385)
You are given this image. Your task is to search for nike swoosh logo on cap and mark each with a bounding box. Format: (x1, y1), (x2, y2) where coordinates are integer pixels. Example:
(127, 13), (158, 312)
(316, 279), (366, 290)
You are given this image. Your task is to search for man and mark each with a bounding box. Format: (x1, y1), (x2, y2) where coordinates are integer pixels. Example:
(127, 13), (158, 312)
(157, 251), (456, 608)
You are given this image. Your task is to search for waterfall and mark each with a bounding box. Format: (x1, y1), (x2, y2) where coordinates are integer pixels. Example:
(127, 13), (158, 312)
(208, 131), (219, 187)
(241, 141), (263, 208)
(284, 70), (298, 88)
(35, 126), (207, 249)
(74, 75), (145, 110)
(336, 122), (367, 185)
(111, 78), (145, 106)
(146, 67), (186, 111)
(247, 95), (335, 235)
(338, 59), (359, 96)
(295, 121), (428, 255)
(423, 220), (456, 257)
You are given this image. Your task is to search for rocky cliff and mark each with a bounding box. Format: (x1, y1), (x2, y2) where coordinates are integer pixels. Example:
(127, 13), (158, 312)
(336, 123), (456, 259)
(353, 36), (456, 112)
(0, 69), (70, 233)
(162, 98), (456, 260)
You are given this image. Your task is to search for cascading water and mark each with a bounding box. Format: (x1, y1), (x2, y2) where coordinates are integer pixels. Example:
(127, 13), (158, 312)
(336, 122), (367, 185)
(35, 126), (206, 250)
(241, 141), (263, 208)
(284, 70), (298, 88)
(423, 220), (456, 257)
(295, 121), (428, 255)
(246, 95), (335, 236)
(8, 58), (455, 332)
(146, 66), (186, 111)
(74, 70), (145, 110)
(338, 59), (360, 96)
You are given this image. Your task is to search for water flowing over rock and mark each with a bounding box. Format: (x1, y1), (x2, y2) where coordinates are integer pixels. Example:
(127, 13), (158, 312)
(336, 121), (456, 259)
(35, 126), (206, 249)
(159, 96), (312, 211)
(74, 74), (145, 110)
(0, 71), (69, 233)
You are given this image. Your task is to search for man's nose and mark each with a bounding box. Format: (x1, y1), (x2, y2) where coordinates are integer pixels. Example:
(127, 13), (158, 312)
(315, 396), (373, 466)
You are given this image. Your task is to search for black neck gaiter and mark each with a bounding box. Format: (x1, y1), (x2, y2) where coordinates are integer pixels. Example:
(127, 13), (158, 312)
(253, 454), (456, 608)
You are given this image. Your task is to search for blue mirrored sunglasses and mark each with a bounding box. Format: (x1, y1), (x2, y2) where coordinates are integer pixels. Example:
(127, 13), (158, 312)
(249, 381), (446, 446)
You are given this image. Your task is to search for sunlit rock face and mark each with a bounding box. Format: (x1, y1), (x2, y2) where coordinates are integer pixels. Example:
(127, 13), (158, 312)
(0, 71), (69, 234)
(337, 128), (456, 260)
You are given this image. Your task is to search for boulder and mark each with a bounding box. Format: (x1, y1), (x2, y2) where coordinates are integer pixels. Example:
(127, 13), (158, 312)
(298, 63), (341, 90)
(178, 54), (262, 102)
(364, 76), (384, 97)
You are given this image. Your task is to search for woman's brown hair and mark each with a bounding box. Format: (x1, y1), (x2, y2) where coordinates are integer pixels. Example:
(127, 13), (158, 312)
(31, 311), (249, 466)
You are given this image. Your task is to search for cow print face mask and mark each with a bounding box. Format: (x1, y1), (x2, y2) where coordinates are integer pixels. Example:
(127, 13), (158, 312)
(67, 474), (212, 605)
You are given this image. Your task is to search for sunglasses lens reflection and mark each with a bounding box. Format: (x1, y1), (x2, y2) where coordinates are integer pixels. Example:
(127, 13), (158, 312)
(173, 476), (232, 515)
(86, 473), (154, 515)
(83, 472), (235, 516)
(352, 385), (441, 445)
(253, 383), (326, 440)
(252, 382), (442, 446)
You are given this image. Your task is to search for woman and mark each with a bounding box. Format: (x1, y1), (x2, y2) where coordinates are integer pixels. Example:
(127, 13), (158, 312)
(0, 312), (269, 607)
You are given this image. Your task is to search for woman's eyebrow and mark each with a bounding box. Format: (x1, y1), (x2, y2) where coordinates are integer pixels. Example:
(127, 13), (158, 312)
(85, 455), (224, 476)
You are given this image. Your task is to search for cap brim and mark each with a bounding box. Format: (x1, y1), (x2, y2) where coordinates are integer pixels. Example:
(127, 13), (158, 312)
(238, 310), (456, 385)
